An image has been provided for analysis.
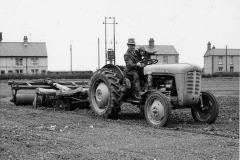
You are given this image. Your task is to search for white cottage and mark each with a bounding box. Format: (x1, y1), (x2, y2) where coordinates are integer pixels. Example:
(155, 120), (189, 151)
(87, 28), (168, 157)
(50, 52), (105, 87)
(0, 33), (48, 75)
(135, 38), (179, 64)
(204, 42), (240, 74)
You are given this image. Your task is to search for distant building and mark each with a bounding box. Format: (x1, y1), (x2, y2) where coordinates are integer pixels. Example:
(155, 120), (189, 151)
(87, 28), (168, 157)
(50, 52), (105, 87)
(0, 33), (48, 75)
(136, 38), (179, 64)
(203, 42), (240, 74)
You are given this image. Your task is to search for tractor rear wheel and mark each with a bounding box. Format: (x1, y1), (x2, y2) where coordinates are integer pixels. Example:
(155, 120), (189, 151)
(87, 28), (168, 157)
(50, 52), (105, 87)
(88, 68), (122, 118)
(191, 91), (219, 124)
(144, 92), (171, 127)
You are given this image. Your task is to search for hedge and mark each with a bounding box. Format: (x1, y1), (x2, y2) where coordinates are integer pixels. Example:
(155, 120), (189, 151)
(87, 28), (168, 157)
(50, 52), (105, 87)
(1, 71), (239, 80)
(0, 73), (93, 80)
(202, 72), (240, 78)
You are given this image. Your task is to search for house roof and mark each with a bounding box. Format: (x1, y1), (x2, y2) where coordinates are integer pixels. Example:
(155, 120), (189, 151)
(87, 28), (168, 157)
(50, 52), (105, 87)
(204, 49), (240, 57)
(0, 42), (47, 57)
(135, 45), (179, 55)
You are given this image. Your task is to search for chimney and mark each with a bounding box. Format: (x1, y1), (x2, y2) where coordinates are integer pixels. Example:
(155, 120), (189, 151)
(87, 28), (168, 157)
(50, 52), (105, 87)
(212, 45), (215, 49)
(207, 42), (211, 50)
(149, 38), (154, 48)
(0, 32), (2, 42)
(23, 36), (28, 45)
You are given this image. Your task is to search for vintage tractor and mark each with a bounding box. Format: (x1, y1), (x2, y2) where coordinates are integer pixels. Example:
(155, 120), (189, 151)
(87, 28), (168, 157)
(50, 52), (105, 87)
(88, 58), (219, 127)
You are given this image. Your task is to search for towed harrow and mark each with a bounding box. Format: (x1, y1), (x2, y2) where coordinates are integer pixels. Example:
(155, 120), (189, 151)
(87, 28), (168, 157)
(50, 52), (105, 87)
(8, 79), (89, 110)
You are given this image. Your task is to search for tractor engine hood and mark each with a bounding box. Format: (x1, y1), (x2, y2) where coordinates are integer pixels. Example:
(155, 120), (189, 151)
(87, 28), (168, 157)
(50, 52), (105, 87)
(144, 63), (202, 75)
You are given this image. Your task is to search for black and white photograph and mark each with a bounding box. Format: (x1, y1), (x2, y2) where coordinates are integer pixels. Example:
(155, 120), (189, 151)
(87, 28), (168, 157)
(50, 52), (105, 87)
(0, 0), (239, 159)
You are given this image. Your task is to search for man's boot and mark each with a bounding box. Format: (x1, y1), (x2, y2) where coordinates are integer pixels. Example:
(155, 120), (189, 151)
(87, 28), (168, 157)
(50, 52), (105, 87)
(134, 82), (144, 98)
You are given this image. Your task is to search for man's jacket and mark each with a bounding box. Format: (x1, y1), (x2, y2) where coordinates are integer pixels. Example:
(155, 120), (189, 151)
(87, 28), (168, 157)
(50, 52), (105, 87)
(124, 49), (141, 72)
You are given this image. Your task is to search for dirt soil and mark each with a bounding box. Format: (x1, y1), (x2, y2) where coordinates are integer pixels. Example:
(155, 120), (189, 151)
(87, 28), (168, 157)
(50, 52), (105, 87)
(0, 77), (239, 160)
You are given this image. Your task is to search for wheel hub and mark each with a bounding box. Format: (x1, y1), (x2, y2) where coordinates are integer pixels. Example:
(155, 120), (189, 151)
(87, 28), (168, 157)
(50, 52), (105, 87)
(149, 100), (165, 122)
(152, 106), (159, 116)
(197, 99), (211, 119)
(95, 83), (109, 109)
(96, 89), (103, 101)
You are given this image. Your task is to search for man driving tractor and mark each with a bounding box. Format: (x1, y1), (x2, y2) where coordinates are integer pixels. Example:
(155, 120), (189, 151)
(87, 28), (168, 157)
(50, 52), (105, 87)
(88, 38), (219, 127)
(123, 38), (158, 97)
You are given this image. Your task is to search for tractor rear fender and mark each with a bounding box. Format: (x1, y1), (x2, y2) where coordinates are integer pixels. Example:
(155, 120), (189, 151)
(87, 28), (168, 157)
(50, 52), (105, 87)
(102, 64), (125, 85)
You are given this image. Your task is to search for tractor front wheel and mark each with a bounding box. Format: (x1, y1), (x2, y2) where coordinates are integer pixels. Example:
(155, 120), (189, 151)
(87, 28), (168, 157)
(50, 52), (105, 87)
(191, 91), (219, 124)
(144, 92), (171, 127)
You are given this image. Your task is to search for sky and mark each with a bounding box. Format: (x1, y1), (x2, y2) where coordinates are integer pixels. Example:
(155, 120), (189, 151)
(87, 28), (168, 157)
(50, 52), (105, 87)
(0, 0), (239, 71)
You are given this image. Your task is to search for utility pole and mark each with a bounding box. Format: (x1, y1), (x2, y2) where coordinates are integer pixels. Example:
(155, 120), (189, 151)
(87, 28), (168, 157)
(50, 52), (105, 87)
(103, 17), (117, 65)
(98, 38), (100, 69)
(226, 45), (227, 72)
(113, 17), (116, 64)
(70, 44), (72, 72)
(104, 17), (107, 65)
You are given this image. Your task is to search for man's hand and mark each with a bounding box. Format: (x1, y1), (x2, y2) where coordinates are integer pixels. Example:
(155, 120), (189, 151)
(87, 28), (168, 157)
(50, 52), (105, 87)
(137, 62), (145, 67)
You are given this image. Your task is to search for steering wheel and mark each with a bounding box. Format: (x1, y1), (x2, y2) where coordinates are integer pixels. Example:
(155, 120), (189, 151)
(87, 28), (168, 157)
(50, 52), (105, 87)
(140, 58), (158, 66)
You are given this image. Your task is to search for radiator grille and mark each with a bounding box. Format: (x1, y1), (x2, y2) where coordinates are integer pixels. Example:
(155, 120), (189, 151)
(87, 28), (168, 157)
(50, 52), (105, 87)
(186, 71), (201, 95)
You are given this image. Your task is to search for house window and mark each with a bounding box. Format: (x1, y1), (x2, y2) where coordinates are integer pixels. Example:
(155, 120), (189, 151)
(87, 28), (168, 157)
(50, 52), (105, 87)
(230, 66), (234, 72)
(218, 56), (223, 64)
(16, 58), (23, 66)
(8, 70), (13, 74)
(230, 56), (233, 65)
(218, 67), (223, 72)
(175, 56), (178, 63)
(41, 70), (46, 74)
(163, 56), (168, 63)
(31, 69), (39, 74)
(15, 69), (23, 75)
(31, 58), (39, 66)
(1, 70), (5, 75)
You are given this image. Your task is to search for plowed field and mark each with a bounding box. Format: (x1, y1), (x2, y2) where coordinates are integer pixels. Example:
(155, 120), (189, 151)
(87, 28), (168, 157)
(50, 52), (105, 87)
(0, 77), (239, 160)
